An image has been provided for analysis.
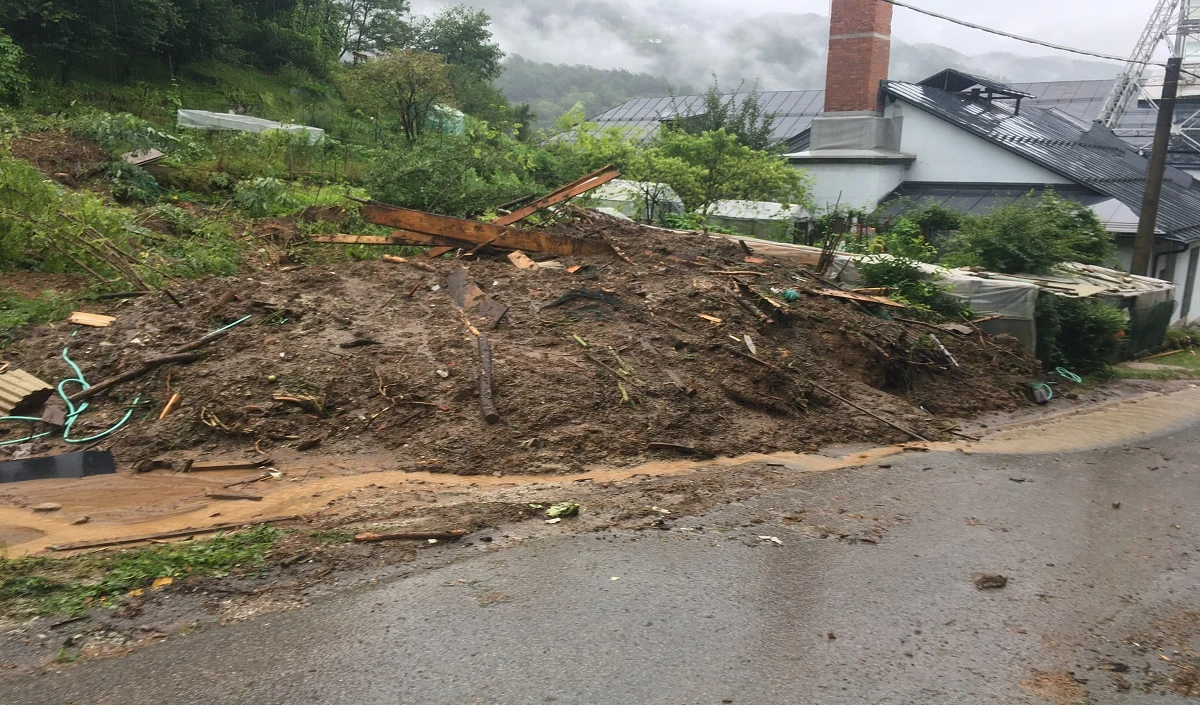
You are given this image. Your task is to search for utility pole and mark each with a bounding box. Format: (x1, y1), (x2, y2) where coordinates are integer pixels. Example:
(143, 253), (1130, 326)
(1132, 57), (1182, 277)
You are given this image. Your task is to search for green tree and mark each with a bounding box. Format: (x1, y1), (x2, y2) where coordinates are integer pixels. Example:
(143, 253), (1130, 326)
(943, 192), (1115, 274)
(670, 76), (777, 151)
(407, 6), (503, 82)
(0, 28), (27, 106)
(338, 0), (409, 55)
(339, 49), (454, 141)
(656, 127), (807, 216)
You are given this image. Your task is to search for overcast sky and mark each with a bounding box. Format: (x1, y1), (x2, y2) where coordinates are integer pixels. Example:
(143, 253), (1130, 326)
(411, 0), (1154, 60)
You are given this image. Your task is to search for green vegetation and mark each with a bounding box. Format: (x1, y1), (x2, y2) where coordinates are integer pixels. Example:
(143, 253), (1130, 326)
(941, 192), (1115, 274)
(0, 288), (76, 339)
(0, 526), (280, 617)
(850, 218), (971, 320)
(0, 28), (27, 107)
(1035, 295), (1129, 375)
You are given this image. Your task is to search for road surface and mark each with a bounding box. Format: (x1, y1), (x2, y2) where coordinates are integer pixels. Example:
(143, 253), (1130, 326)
(4, 416), (1200, 704)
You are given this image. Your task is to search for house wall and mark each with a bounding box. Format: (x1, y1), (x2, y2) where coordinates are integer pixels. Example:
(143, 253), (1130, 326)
(799, 160), (910, 211)
(1115, 236), (1199, 324)
(890, 103), (1075, 185)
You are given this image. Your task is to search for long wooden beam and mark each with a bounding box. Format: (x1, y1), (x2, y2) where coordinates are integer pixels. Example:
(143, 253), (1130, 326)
(494, 166), (621, 226)
(359, 202), (613, 257)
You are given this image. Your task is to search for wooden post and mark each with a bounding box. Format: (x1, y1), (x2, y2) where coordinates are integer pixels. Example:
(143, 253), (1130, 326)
(1132, 57), (1182, 276)
(477, 334), (501, 424)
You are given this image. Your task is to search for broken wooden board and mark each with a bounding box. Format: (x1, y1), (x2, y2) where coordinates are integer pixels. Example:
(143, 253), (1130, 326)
(810, 287), (905, 308)
(205, 490), (264, 502)
(48, 516), (298, 551)
(494, 166), (621, 226)
(508, 251), (539, 270)
(447, 268), (486, 311)
(183, 458), (273, 473)
(359, 202), (614, 257)
(475, 298), (509, 328)
(68, 311), (116, 327)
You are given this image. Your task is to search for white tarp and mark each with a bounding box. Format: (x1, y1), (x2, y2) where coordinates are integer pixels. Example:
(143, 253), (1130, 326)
(177, 110), (325, 144)
(591, 179), (683, 222)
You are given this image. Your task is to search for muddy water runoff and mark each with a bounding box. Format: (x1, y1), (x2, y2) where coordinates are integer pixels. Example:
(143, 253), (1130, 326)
(3, 386), (1200, 555)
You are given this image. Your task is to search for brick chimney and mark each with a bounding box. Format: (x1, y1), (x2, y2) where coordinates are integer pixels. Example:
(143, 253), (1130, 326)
(825, 0), (894, 113)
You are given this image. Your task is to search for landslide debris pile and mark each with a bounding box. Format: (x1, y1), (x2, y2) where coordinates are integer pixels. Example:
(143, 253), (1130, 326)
(0, 211), (1038, 474)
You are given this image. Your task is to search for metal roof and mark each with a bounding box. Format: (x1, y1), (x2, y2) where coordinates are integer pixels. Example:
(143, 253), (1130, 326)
(919, 69), (1036, 100)
(881, 80), (1200, 242)
(590, 90), (824, 146)
(589, 79), (1200, 165)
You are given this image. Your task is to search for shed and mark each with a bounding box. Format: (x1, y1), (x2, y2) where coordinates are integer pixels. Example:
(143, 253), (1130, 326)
(704, 200), (809, 242)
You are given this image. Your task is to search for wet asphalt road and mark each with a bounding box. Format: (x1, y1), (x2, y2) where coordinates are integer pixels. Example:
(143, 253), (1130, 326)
(5, 421), (1200, 704)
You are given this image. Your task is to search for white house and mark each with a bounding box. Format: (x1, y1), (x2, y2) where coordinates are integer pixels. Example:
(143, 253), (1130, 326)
(785, 0), (1200, 325)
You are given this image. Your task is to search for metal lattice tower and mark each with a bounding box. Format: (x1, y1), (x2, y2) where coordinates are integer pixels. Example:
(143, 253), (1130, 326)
(1101, 0), (1200, 151)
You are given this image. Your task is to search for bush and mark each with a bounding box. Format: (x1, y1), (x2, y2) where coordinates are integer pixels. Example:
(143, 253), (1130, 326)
(234, 177), (301, 217)
(1035, 295), (1129, 374)
(366, 128), (538, 218)
(853, 219), (971, 320)
(943, 192), (1114, 274)
(0, 30), (28, 107)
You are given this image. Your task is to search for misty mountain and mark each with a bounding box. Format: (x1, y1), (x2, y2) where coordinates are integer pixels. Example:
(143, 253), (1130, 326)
(410, 1), (1119, 121)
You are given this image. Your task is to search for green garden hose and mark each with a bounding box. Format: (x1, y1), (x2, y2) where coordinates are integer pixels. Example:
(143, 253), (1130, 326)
(0, 316), (251, 447)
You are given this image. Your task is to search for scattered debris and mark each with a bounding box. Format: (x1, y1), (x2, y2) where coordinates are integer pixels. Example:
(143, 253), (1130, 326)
(0, 368), (54, 417)
(973, 573), (1009, 590)
(184, 457), (273, 473)
(0, 450), (116, 484)
(494, 166), (622, 226)
(507, 251), (539, 270)
(205, 490), (264, 502)
(759, 536), (783, 545)
(68, 312), (116, 328)
(353, 529), (468, 543)
(546, 502), (581, 519)
(120, 148), (165, 167)
(158, 392), (182, 421)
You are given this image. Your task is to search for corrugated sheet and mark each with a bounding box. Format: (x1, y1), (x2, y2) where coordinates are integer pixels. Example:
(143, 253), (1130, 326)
(882, 81), (1200, 243)
(0, 369), (53, 417)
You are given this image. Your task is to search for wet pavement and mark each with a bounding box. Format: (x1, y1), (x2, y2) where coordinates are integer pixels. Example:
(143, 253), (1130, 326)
(5, 418), (1200, 704)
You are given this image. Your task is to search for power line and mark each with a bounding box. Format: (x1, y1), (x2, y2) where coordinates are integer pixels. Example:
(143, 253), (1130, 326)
(880, 0), (1158, 66)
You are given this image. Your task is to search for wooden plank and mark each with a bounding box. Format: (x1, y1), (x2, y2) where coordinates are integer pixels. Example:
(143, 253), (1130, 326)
(48, 516), (299, 552)
(811, 287), (905, 308)
(311, 233), (475, 248)
(69, 312), (116, 327)
(354, 529), (468, 543)
(185, 457), (273, 473)
(494, 166), (621, 226)
(507, 251), (538, 270)
(360, 202), (613, 257)
(447, 268), (486, 311)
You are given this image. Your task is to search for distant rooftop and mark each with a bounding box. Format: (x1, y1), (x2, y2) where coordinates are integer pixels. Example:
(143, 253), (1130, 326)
(588, 77), (1190, 163)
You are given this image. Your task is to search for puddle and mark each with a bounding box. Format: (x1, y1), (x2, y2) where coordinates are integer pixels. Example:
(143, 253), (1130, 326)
(2, 386), (1200, 557)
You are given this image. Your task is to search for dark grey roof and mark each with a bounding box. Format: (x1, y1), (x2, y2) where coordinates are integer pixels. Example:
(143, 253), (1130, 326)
(881, 80), (1200, 242)
(919, 69), (1036, 100)
(590, 90), (824, 145)
(589, 79), (1200, 166)
(879, 183), (1110, 219)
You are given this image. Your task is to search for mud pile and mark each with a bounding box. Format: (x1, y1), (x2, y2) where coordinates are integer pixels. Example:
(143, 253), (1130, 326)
(0, 211), (1038, 475)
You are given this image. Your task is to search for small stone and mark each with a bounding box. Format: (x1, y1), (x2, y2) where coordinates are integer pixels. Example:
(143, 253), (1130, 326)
(973, 573), (1008, 590)
(827, 632), (837, 640)
(32, 503), (62, 513)
(1112, 501), (1122, 510)
(70, 516), (89, 526)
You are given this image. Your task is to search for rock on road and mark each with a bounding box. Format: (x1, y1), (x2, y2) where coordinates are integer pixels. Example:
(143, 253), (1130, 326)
(5, 420), (1200, 704)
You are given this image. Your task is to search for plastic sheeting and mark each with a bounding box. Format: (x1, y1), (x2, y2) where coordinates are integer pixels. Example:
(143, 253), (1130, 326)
(591, 179), (683, 222)
(177, 110), (325, 144)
